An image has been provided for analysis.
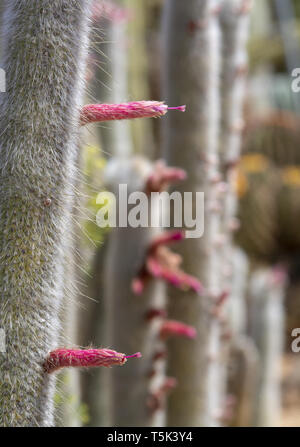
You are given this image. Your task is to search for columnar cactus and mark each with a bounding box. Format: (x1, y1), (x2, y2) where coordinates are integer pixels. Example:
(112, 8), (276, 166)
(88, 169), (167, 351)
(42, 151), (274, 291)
(0, 0), (92, 426)
(219, 0), (252, 287)
(162, 0), (224, 426)
(249, 267), (286, 426)
(216, 0), (252, 425)
(226, 248), (260, 426)
(103, 155), (199, 427)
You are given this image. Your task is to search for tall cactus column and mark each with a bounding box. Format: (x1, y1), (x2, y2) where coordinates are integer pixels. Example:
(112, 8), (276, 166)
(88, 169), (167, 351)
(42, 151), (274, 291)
(249, 267), (286, 427)
(215, 0), (252, 425)
(219, 0), (252, 291)
(0, 0), (92, 426)
(103, 156), (200, 427)
(162, 0), (224, 426)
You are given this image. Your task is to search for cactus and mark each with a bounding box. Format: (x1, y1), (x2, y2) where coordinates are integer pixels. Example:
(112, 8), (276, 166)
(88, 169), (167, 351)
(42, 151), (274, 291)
(162, 0), (224, 426)
(103, 155), (199, 427)
(227, 336), (259, 426)
(0, 0), (92, 426)
(215, 0), (252, 425)
(219, 0), (251, 283)
(225, 248), (260, 427)
(249, 267), (286, 426)
(235, 155), (280, 264)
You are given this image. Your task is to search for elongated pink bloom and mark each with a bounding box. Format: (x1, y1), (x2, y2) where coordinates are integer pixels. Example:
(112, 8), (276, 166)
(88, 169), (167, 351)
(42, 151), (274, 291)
(44, 348), (141, 374)
(159, 320), (197, 340)
(146, 255), (203, 293)
(80, 101), (186, 125)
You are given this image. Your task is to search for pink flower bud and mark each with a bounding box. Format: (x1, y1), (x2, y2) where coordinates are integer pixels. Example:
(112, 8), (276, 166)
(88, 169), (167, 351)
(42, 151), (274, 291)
(150, 231), (184, 251)
(146, 161), (187, 194)
(159, 320), (197, 340)
(44, 348), (141, 374)
(132, 230), (203, 295)
(80, 101), (186, 125)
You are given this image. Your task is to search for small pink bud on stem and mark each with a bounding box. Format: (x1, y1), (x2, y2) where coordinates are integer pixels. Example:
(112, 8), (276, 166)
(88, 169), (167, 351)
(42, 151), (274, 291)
(150, 230), (184, 251)
(146, 160), (186, 194)
(80, 101), (186, 126)
(159, 320), (197, 340)
(44, 348), (141, 374)
(147, 377), (178, 412)
(132, 232), (203, 295)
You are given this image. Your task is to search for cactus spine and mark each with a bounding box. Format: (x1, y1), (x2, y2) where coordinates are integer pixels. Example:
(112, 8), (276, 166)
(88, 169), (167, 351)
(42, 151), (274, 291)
(0, 0), (91, 426)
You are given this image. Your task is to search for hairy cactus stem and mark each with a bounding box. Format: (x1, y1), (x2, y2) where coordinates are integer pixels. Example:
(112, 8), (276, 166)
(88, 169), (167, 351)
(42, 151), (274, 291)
(0, 0), (92, 427)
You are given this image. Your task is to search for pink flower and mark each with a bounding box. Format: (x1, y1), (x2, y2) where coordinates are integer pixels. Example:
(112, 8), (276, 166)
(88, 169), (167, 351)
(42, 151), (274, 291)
(159, 320), (197, 340)
(80, 101), (186, 125)
(44, 348), (141, 374)
(132, 230), (203, 295)
(145, 160), (186, 194)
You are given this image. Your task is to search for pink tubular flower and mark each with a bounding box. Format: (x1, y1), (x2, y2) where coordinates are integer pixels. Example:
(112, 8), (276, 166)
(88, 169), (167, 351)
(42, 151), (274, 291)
(43, 348), (141, 374)
(80, 101), (186, 125)
(132, 230), (203, 295)
(159, 320), (197, 340)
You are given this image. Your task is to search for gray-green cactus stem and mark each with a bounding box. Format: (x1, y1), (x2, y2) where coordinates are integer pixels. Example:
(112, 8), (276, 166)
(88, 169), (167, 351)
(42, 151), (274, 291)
(0, 0), (91, 426)
(104, 156), (166, 427)
(162, 0), (223, 426)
